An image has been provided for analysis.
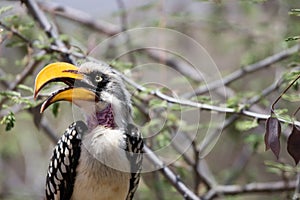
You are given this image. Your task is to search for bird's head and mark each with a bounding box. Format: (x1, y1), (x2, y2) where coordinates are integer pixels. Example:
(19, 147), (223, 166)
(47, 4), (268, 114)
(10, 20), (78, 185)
(34, 62), (132, 129)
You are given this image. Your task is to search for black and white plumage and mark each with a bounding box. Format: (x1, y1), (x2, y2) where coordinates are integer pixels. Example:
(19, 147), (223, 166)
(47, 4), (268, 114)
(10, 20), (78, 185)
(46, 121), (86, 200)
(34, 62), (143, 200)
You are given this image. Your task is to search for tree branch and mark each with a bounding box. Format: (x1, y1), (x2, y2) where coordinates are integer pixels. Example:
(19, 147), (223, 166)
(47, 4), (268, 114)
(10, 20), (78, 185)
(38, 2), (204, 84)
(38, 1), (120, 36)
(169, 130), (215, 190)
(21, 0), (74, 63)
(184, 44), (300, 98)
(293, 173), (300, 200)
(115, 0), (136, 65)
(204, 180), (296, 200)
(0, 21), (33, 47)
(143, 145), (202, 200)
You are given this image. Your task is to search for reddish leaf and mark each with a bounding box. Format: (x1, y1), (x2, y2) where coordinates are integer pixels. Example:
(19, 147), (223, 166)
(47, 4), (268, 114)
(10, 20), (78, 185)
(264, 117), (281, 159)
(287, 125), (300, 165)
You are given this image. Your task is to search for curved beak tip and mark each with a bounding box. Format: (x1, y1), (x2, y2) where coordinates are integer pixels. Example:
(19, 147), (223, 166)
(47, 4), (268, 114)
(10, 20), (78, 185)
(34, 62), (99, 113)
(33, 91), (38, 100)
(40, 103), (46, 113)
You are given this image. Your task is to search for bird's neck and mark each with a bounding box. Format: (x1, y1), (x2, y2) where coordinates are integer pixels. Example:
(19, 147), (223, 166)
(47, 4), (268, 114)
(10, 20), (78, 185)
(87, 104), (116, 130)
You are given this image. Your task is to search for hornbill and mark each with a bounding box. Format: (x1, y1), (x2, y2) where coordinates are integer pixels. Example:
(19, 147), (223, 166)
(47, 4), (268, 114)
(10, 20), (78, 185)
(34, 62), (143, 200)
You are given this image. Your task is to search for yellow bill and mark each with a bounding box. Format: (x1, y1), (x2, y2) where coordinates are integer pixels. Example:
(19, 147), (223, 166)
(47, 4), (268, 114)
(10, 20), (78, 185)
(34, 62), (98, 113)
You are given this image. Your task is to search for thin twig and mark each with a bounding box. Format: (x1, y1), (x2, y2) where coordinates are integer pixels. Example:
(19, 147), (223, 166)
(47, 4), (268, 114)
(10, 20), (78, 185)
(156, 89), (295, 124)
(143, 145), (202, 200)
(39, 2), (205, 85)
(0, 21), (33, 47)
(116, 68), (300, 127)
(197, 81), (281, 183)
(9, 58), (42, 91)
(145, 49), (203, 82)
(204, 180), (296, 200)
(169, 129), (214, 190)
(21, 0), (74, 63)
(184, 44), (300, 98)
(0, 44), (43, 108)
(293, 173), (300, 200)
(192, 139), (201, 195)
(271, 74), (300, 112)
(133, 96), (214, 191)
(0, 21), (42, 91)
(223, 146), (253, 185)
(0, 19), (85, 61)
(115, 0), (136, 65)
(38, 1), (120, 36)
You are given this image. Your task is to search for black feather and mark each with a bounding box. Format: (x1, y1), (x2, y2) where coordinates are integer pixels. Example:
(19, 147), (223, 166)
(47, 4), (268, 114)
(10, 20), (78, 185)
(45, 121), (87, 200)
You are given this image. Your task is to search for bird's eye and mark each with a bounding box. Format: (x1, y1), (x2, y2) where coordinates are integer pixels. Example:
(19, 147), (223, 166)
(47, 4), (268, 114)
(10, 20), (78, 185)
(95, 75), (102, 82)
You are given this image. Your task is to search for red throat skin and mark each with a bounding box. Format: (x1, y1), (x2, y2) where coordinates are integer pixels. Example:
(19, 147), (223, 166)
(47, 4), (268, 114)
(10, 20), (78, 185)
(87, 104), (116, 130)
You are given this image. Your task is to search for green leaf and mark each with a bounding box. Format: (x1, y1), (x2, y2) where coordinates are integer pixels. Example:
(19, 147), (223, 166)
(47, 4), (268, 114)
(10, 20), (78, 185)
(110, 61), (133, 71)
(0, 111), (15, 131)
(17, 84), (34, 94)
(0, 91), (35, 108)
(289, 9), (300, 16)
(0, 90), (21, 98)
(265, 160), (298, 174)
(273, 109), (293, 123)
(149, 99), (168, 109)
(156, 130), (171, 149)
(3, 14), (19, 24)
(191, 95), (213, 104)
(136, 2), (156, 11)
(33, 53), (52, 61)
(282, 93), (300, 102)
(6, 40), (27, 48)
(281, 71), (300, 90)
(0, 5), (13, 15)
(226, 96), (242, 111)
(170, 104), (181, 111)
(285, 36), (300, 42)
(273, 108), (288, 116)
(59, 34), (70, 43)
(235, 118), (259, 132)
(290, 8), (300, 13)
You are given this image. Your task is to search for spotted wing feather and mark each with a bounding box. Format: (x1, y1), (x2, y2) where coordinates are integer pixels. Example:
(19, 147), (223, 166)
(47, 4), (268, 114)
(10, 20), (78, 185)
(124, 124), (144, 200)
(45, 121), (87, 200)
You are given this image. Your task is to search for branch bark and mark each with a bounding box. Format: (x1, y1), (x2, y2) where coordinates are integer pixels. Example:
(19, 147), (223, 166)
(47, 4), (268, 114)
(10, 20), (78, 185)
(184, 44), (300, 98)
(21, 0), (74, 63)
(204, 180), (296, 200)
(38, 1), (120, 36)
(143, 145), (202, 200)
